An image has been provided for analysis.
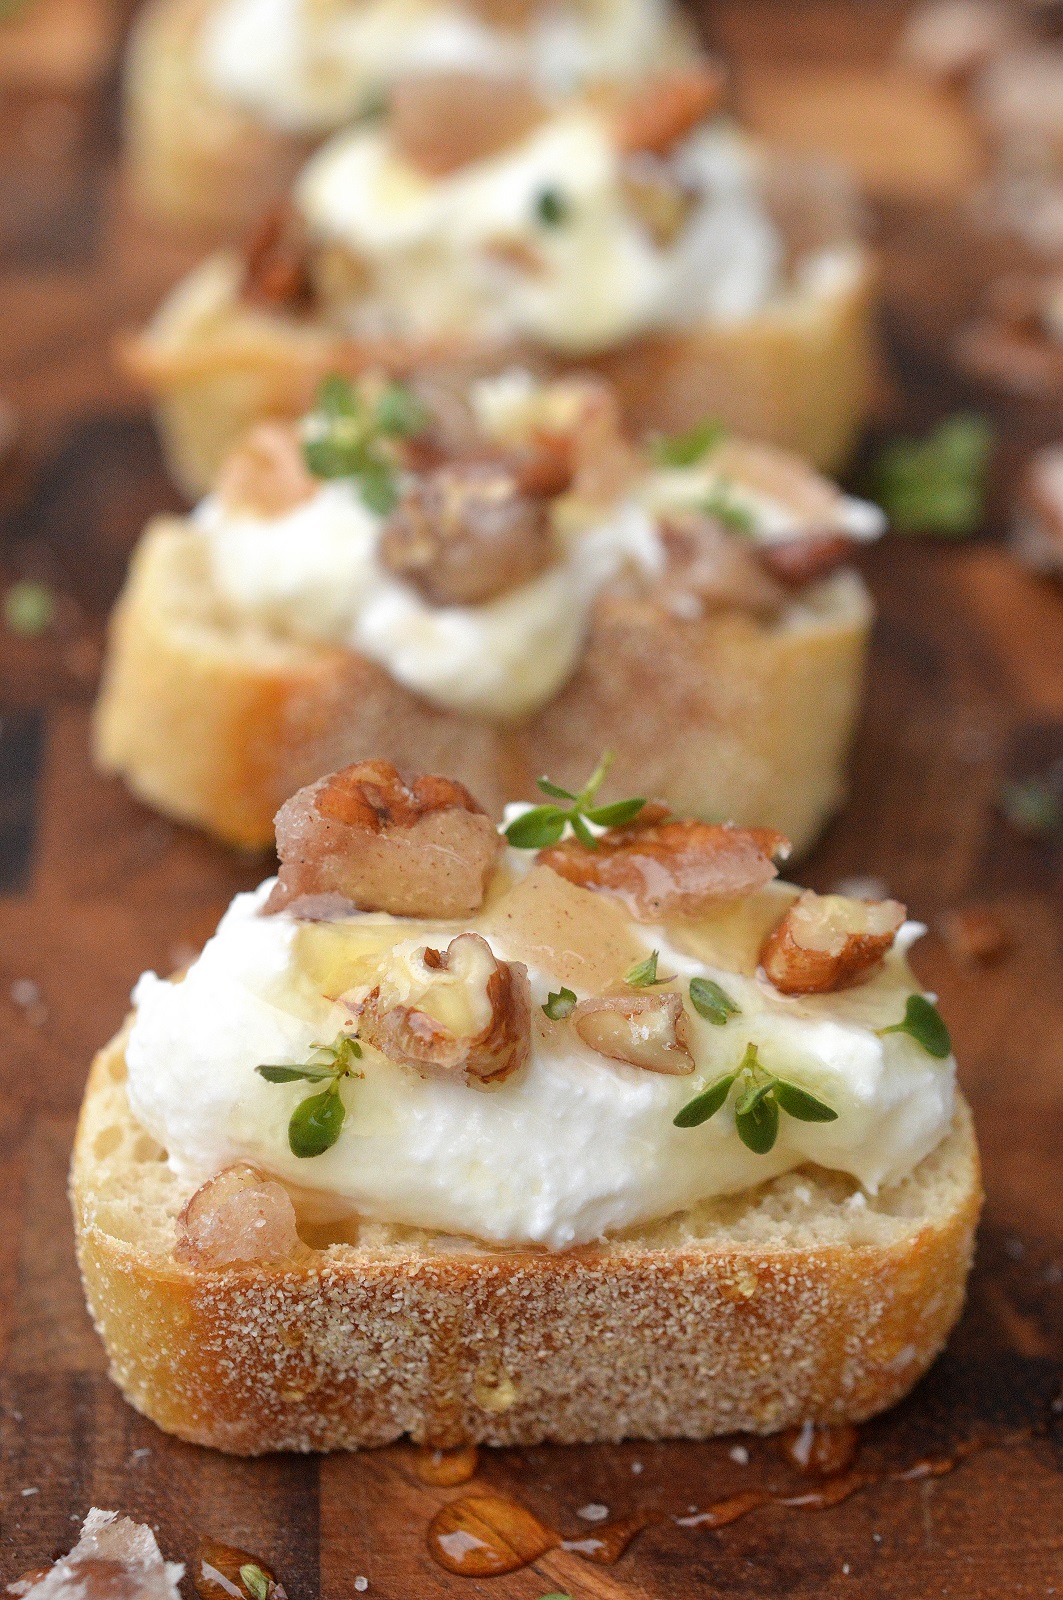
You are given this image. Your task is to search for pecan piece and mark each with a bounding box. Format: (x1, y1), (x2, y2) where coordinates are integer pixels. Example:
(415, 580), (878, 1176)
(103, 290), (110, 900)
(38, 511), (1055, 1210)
(760, 890), (906, 995)
(659, 512), (785, 617)
(757, 533), (857, 588)
(267, 761), (503, 919)
(353, 933), (531, 1084)
(174, 1164), (305, 1266)
(539, 819), (790, 921)
(572, 992), (695, 1074)
(612, 63), (725, 156)
(379, 461), (554, 604)
(392, 71), (544, 177)
(242, 203), (315, 312)
(216, 422), (317, 518)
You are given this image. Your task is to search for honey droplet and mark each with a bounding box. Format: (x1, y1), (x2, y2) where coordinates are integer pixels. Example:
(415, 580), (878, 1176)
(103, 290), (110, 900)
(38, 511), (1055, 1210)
(675, 1490), (771, 1530)
(427, 1494), (558, 1576)
(560, 1511), (661, 1564)
(779, 1471), (867, 1511)
(778, 1421), (861, 1477)
(196, 1541), (285, 1600)
(413, 1442), (480, 1486)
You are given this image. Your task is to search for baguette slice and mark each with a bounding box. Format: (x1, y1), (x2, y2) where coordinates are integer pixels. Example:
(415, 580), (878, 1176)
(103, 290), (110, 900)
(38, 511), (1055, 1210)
(72, 1026), (981, 1454)
(91, 517), (872, 853)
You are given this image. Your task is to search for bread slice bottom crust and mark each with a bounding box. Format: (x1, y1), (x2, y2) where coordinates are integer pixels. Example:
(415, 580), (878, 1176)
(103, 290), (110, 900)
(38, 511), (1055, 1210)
(71, 1026), (982, 1455)
(91, 519), (872, 853)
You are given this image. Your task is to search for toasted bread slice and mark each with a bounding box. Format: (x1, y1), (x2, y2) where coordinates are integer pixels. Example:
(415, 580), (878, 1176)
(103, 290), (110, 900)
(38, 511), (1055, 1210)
(71, 1026), (980, 1454)
(92, 517), (872, 852)
(123, 246), (875, 497)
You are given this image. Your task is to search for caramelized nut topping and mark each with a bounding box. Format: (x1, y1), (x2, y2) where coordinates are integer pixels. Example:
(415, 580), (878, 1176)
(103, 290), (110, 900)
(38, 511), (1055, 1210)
(572, 992), (695, 1074)
(379, 461), (554, 604)
(10, 1512), (184, 1600)
(659, 513), (785, 617)
(569, 383), (640, 504)
(392, 72), (544, 177)
(760, 890), (906, 995)
(174, 1164), (304, 1266)
(621, 156), (698, 246)
(613, 64), (725, 156)
(353, 933), (531, 1084)
(267, 761), (503, 920)
(757, 533), (857, 588)
(216, 423), (318, 518)
(539, 819), (789, 921)
(242, 203), (315, 312)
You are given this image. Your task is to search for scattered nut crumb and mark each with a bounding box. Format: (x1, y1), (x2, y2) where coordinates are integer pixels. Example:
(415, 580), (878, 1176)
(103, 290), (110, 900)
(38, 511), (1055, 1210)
(20, 1488), (38, 1497)
(10, 980), (47, 1028)
(630, 1461), (643, 1475)
(729, 1444), (750, 1465)
(576, 1503), (609, 1522)
(939, 905), (1009, 967)
(354, 1580), (368, 1593)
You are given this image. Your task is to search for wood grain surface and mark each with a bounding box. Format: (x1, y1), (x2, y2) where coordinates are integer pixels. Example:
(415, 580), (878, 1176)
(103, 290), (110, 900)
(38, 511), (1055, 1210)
(2, 1), (1063, 1595)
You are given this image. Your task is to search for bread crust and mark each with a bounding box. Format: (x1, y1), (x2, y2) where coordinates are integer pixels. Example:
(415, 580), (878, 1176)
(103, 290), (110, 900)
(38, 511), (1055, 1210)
(121, 244), (875, 496)
(91, 518), (872, 851)
(71, 1028), (982, 1454)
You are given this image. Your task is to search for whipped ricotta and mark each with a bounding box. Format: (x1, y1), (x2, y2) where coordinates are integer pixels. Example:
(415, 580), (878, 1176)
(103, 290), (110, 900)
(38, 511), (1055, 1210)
(295, 118), (811, 348)
(125, 868), (956, 1251)
(201, 0), (682, 132)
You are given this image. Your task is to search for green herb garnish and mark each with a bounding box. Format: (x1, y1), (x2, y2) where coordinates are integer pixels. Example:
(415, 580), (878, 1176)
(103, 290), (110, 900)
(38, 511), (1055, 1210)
(688, 976), (740, 1025)
(878, 994), (951, 1059)
(543, 987), (577, 1020)
(504, 751), (646, 850)
(302, 373), (426, 514)
(652, 418), (726, 468)
(1000, 779), (1063, 838)
(625, 951), (665, 987)
(257, 1035), (363, 1157)
(673, 1042), (837, 1153)
(874, 414), (992, 537)
(702, 481), (756, 534)
(239, 1565), (271, 1600)
(4, 579), (55, 636)
(535, 187), (569, 226)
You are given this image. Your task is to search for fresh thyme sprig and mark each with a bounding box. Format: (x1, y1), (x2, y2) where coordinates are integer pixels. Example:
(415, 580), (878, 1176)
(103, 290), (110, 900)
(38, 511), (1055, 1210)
(504, 751), (646, 850)
(877, 994), (951, 1058)
(651, 417), (726, 468)
(257, 1034), (363, 1157)
(543, 987), (577, 1020)
(673, 1041), (837, 1154)
(302, 373), (427, 514)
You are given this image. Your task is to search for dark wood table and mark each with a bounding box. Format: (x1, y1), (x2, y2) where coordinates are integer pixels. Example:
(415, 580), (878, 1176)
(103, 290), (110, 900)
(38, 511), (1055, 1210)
(2, 1), (1063, 1594)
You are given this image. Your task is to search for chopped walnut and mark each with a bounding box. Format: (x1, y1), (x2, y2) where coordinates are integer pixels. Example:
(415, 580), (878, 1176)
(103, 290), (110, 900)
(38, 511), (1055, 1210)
(174, 1165), (305, 1266)
(760, 890), (906, 995)
(568, 383), (640, 505)
(266, 761), (503, 919)
(379, 461), (554, 604)
(539, 819), (790, 921)
(621, 155), (698, 246)
(216, 423), (317, 518)
(658, 513), (785, 617)
(572, 992), (695, 1074)
(7, 1510), (184, 1600)
(710, 438), (848, 526)
(757, 533), (858, 587)
(242, 203), (315, 312)
(353, 933), (531, 1085)
(612, 64), (725, 157)
(392, 72), (544, 177)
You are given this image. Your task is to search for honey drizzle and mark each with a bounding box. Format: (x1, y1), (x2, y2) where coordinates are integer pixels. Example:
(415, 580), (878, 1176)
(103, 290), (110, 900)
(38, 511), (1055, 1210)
(426, 1426), (1036, 1577)
(413, 1442), (480, 1486)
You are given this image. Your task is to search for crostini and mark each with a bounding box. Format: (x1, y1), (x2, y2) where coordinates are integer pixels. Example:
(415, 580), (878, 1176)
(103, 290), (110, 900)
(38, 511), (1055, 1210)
(93, 369), (882, 851)
(72, 759), (980, 1453)
(121, 63), (875, 494)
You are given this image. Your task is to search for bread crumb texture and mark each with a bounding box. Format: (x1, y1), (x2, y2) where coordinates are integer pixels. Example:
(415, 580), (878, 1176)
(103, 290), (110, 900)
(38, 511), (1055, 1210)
(71, 1026), (982, 1454)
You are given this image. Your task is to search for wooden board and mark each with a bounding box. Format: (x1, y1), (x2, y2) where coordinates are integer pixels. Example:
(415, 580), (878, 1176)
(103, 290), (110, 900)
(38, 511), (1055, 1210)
(3, 2), (1063, 1595)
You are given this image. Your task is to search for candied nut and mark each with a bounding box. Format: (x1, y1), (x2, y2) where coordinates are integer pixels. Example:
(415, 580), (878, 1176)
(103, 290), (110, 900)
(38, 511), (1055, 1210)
(711, 438), (847, 526)
(539, 820), (789, 921)
(174, 1165), (304, 1266)
(242, 203), (315, 312)
(939, 904), (1009, 967)
(392, 72), (544, 176)
(621, 155), (697, 246)
(379, 462), (554, 605)
(569, 383), (639, 504)
(612, 64), (725, 157)
(353, 933), (531, 1085)
(760, 890), (906, 995)
(216, 423), (317, 518)
(757, 533), (857, 587)
(11, 1510), (185, 1600)
(267, 761), (503, 919)
(572, 992), (695, 1074)
(659, 513), (784, 617)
